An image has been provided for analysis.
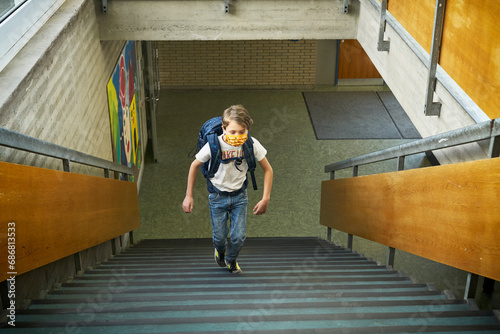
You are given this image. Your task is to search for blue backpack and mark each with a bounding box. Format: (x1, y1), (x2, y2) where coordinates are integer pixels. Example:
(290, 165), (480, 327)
(193, 116), (257, 193)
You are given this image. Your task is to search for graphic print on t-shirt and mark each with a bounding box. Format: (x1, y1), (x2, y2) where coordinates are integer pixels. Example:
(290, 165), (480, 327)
(221, 148), (244, 161)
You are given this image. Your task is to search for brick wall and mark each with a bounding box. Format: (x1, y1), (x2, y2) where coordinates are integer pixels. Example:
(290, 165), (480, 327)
(158, 40), (317, 89)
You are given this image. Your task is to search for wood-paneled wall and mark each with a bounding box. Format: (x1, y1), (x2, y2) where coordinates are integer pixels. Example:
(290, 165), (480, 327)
(388, 0), (500, 119)
(321, 157), (500, 281)
(0, 162), (141, 282)
(338, 39), (382, 79)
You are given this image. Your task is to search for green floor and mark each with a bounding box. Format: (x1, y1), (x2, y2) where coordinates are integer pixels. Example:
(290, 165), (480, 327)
(136, 89), (499, 310)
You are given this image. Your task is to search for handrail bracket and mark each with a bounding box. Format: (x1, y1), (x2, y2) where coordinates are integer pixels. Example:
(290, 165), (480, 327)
(377, 0), (390, 51)
(424, 0), (446, 116)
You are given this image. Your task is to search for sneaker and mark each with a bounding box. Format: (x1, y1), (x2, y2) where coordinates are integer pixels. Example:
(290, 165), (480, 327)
(226, 260), (243, 274)
(214, 249), (226, 268)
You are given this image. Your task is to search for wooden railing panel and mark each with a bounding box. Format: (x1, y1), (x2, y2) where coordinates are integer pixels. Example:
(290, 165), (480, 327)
(387, 0), (499, 119)
(388, 0), (435, 53)
(321, 157), (500, 281)
(439, 0), (500, 120)
(0, 161), (140, 282)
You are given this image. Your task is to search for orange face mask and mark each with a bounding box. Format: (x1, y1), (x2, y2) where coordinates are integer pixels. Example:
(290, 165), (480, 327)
(225, 133), (248, 146)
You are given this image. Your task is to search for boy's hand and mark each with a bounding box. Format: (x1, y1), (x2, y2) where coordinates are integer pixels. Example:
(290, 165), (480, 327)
(182, 196), (194, 213)
(253, 199), (269, 215)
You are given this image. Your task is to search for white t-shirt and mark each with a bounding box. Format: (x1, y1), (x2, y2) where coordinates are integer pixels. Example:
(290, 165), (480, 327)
(196, 135), (267, 192)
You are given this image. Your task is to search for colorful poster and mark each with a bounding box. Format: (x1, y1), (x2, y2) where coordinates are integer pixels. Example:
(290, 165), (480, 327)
(107, 41), (141, 181)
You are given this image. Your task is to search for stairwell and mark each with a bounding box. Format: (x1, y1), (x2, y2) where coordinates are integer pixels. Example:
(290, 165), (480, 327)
(5, 238), (500, 333)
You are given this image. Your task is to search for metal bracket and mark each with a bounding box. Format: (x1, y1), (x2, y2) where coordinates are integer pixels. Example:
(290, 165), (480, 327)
(424, 0), (446, 116)
(342, 0), (349, 14)
(225, 0), (229, 13)
(377, 0), (390, 51)
(102, 0), (107, 13)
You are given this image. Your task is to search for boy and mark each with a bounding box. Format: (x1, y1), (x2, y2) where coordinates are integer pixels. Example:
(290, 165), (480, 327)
(182, 105), (273, 274)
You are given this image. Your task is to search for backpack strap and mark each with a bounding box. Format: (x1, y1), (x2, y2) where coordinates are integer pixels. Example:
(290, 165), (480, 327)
(242, 135), (258, 191)
(207, 133), (221, 179)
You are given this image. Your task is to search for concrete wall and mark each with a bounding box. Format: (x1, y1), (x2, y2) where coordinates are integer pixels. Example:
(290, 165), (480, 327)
(0, 0), (135, 308)
(316, 40), (338, 86)
(0, 0), (122, 175)
(357, 0), (488, 164)
(97, 0), (359, 41)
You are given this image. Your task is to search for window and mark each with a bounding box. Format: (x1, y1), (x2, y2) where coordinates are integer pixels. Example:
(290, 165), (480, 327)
(0, 0), (65, 71)
(0, 1), (27, 23)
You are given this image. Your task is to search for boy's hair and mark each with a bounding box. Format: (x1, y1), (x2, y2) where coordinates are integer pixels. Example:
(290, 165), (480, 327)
(222, 105), (253, 130)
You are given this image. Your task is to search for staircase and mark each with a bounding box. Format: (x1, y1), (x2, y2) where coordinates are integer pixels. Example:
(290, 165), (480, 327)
(5, 237), (500, 333)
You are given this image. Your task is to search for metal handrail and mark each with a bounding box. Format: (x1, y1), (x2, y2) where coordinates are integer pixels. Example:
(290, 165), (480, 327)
(325, 118), (500, 173)
(323, 118), (500, 299)
(366, 0), (488, 123)
(0, 126), (133, 176)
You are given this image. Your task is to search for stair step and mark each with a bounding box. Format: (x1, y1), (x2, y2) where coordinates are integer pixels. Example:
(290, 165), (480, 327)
(8, 311), (500, 332)
(55, 284), (430, 294)
(76, 270), (399, 279)
(19, 300), (472, 315)
(4, 237), (498, 333)
(14, 309), (498, 325)
(26, 298), (469, 310)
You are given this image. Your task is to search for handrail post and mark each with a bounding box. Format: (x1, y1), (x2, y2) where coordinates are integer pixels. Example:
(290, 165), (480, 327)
(74, 253), (83, 276)
(476, 136), (500, 293)
(464, 273), (479, 299)
(397, 156), (405, 171)
(129, 230), (135, 245)
(377, 0), (390, 51)
(111, 237), (118, 255)
(352, 165), (359, 178)
(424, 0), (446, 116)
(63, 158), (86, 275)
(326, 171), (336, 242)
(387, 247), (395, 267)
(347, 234), (353, 250)
(483, 278), (495, 294)
(386, 156), (405, 267)
(346, 166), (359, 249)
(62, 159), (71, 172)
(0, 280), (8, 310)
(488, 136), (500, 158)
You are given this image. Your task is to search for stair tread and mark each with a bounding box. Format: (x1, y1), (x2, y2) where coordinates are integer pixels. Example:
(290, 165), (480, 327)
(10, 311), (500, 329)
(13, 237), (498, 333)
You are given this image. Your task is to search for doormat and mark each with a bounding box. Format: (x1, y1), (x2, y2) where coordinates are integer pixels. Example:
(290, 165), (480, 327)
(303, 91), (421, 140)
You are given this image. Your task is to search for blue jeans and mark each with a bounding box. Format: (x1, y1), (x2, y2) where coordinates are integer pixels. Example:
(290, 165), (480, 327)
(208, 189), (248, 262)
